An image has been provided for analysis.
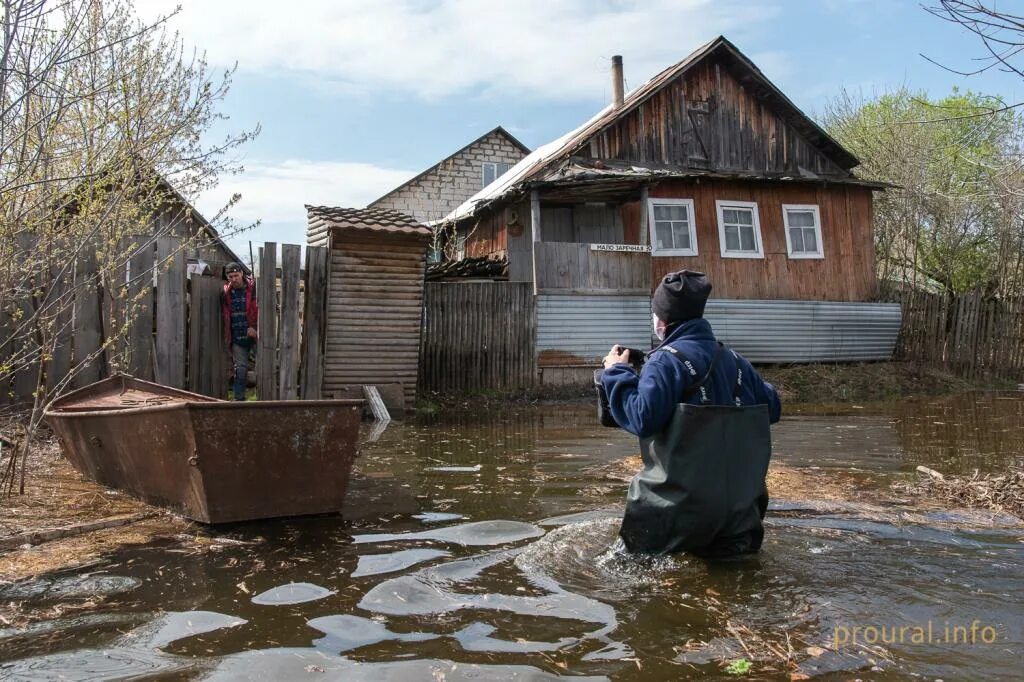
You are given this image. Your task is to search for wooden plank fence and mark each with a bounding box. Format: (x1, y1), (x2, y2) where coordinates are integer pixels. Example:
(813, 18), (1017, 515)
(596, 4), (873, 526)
(419, 282), (536, 394)
(893, 289), (1024, 380)
(0, 238), (329, 406)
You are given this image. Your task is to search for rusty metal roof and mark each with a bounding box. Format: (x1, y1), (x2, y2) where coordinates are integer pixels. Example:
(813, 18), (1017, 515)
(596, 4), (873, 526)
(305, 205), (432, 239)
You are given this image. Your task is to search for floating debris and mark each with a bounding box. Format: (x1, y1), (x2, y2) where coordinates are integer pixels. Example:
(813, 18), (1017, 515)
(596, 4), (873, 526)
(897, 465), (1024, 519)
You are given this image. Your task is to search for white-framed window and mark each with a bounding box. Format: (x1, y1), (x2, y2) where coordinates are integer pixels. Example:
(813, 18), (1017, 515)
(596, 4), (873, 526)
(482, 161), (512, 188)
(782, 204), (824, 259)
(647, 198), (698, 256)
(715, 200), (764, 259)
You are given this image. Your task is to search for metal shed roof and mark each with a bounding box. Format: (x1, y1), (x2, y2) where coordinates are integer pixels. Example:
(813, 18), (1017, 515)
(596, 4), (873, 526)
(305, 205), (432, 240)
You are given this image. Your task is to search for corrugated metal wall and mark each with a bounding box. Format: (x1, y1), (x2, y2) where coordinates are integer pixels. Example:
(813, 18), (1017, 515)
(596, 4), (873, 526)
(323, 235), (428, 406)
(535, 296), (901, 368)
(536, 294), (652, 362)
(704, 299), (902, 362)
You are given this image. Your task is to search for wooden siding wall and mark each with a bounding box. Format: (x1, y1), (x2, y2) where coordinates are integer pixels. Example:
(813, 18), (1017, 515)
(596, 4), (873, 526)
(534, 243), (650, 292)
(463, 198), (640, 282)
(586, 56), (848, 178)
(539, 205), (624, 243)
(505, 198), (533, 281)
(324, 234), (428, 406)
(463, 207), (509, 259)
(634, 179), (876, 301)
(420, 282), (536, 393)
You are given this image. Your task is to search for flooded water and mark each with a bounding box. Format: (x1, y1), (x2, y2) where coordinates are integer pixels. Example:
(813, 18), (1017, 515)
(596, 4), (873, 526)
(2, 393), (1022, 680)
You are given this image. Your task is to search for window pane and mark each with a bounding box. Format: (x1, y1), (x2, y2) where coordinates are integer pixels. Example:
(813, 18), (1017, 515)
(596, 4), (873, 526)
(666, 205), (688, 222)
(790, 226), (805, 252)
(653, 205), (672, 220)
(482, 163), (496, 187)
(672, 222), (690, 249)
(655, 223), (673, 249)
(734, 208), (753, 225)
(739, 225), (755, 251)
(803, 228), (818, 253)
(787, 209), (815, 227)
(724, 225), (740, 251)
(498, 162), (512, 176)
(723, 208), (739, 224)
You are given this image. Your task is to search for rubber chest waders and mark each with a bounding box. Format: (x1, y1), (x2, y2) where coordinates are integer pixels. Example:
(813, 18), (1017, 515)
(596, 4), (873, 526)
(618, 343), (772, 557)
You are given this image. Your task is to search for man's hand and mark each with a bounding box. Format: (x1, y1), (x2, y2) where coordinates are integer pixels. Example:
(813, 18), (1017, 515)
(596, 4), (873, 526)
(247, 327), (257, 339)
(603, 345), (630, 369)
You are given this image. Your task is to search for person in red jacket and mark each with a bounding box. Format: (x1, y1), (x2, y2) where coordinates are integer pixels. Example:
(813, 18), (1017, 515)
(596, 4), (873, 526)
(221, 263), (258, 400)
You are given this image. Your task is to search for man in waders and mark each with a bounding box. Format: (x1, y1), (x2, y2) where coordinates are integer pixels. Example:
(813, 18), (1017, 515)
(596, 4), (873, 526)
(600, 269), (781, 557)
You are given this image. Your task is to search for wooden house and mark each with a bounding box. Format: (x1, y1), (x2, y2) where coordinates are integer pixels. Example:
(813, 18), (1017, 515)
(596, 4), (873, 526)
(307, 205), (432, 407)
(368, 126), (530, 231)
(440, 36), (901, 382)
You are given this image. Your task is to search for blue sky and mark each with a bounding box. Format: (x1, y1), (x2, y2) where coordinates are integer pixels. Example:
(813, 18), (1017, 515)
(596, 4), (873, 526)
(135, 0), (1024, 256)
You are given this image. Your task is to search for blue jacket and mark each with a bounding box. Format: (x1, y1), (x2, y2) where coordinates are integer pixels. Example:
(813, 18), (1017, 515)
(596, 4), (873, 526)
(601, 318), (781, 438)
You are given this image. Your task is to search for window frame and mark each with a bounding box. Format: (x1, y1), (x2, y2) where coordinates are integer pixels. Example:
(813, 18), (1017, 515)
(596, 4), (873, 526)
(481, 161), (497, 188)
(781, 203), (825, 259)
(715, 199), (764, 259)
(647, 198), (698, 257)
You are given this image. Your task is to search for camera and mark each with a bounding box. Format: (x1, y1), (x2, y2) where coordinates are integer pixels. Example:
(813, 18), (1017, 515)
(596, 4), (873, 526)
(595, 347), (646, 427)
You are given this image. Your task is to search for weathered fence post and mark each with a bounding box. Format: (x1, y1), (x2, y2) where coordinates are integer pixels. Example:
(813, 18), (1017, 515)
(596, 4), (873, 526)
(257, 243), (278, 400)
(301, 245), (328, 399)
(44, 261), (74, 396)
(155, 237), (186, 388)
(72, 251), (104, 388)
(278, 244), (301, 400)
(127, 238), (155, 380)
(189, 273), (226, 397)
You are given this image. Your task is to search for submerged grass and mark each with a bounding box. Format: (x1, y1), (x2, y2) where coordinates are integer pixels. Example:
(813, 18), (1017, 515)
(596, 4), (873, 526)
(417, 361), (1018, 412)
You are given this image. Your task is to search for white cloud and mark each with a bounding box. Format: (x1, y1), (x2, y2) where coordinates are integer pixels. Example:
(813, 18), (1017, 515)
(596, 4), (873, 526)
(134, 0), (780, 101)
(199, 159), (416, 226)
(191, 159), (416, 251)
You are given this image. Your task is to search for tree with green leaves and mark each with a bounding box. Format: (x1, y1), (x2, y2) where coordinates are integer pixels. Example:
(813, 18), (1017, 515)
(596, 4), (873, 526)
(824, 88), (1024, 296)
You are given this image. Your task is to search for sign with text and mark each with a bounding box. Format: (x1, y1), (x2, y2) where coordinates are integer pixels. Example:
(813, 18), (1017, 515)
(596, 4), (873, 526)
(589, 244), (651, 253)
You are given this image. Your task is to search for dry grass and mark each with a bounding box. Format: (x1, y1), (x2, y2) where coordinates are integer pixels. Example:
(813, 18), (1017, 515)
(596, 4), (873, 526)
(896, 466), (1024, 519)
(0, 420), (186, 582)
(761, 361), (1014, 405)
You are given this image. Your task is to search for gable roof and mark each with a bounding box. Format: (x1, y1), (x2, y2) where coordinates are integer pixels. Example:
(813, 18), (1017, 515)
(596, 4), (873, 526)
(446, 36), (864, 224)
(153, 174), (251, 273)
(368, 126), (530, 207)
(62, 162), (251, 274)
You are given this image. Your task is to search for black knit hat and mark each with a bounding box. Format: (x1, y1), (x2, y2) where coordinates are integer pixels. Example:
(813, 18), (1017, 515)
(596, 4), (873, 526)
(652, 270), (712, 324)
(225, 262), (243, 274)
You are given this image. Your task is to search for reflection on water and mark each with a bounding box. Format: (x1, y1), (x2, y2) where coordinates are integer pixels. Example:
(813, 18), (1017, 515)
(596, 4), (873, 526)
(0, 394), (1022, 680)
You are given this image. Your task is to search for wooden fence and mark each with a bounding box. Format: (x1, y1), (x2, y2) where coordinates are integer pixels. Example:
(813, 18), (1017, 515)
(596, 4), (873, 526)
(0, 237), (328, 406)
(533, 241), (650, 294)
(893, 289), (1024, 380)
(419, 282), (536, 393)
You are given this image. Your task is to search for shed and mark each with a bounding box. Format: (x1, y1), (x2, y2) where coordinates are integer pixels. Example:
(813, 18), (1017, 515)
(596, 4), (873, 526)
(306, 205), (432, 407)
